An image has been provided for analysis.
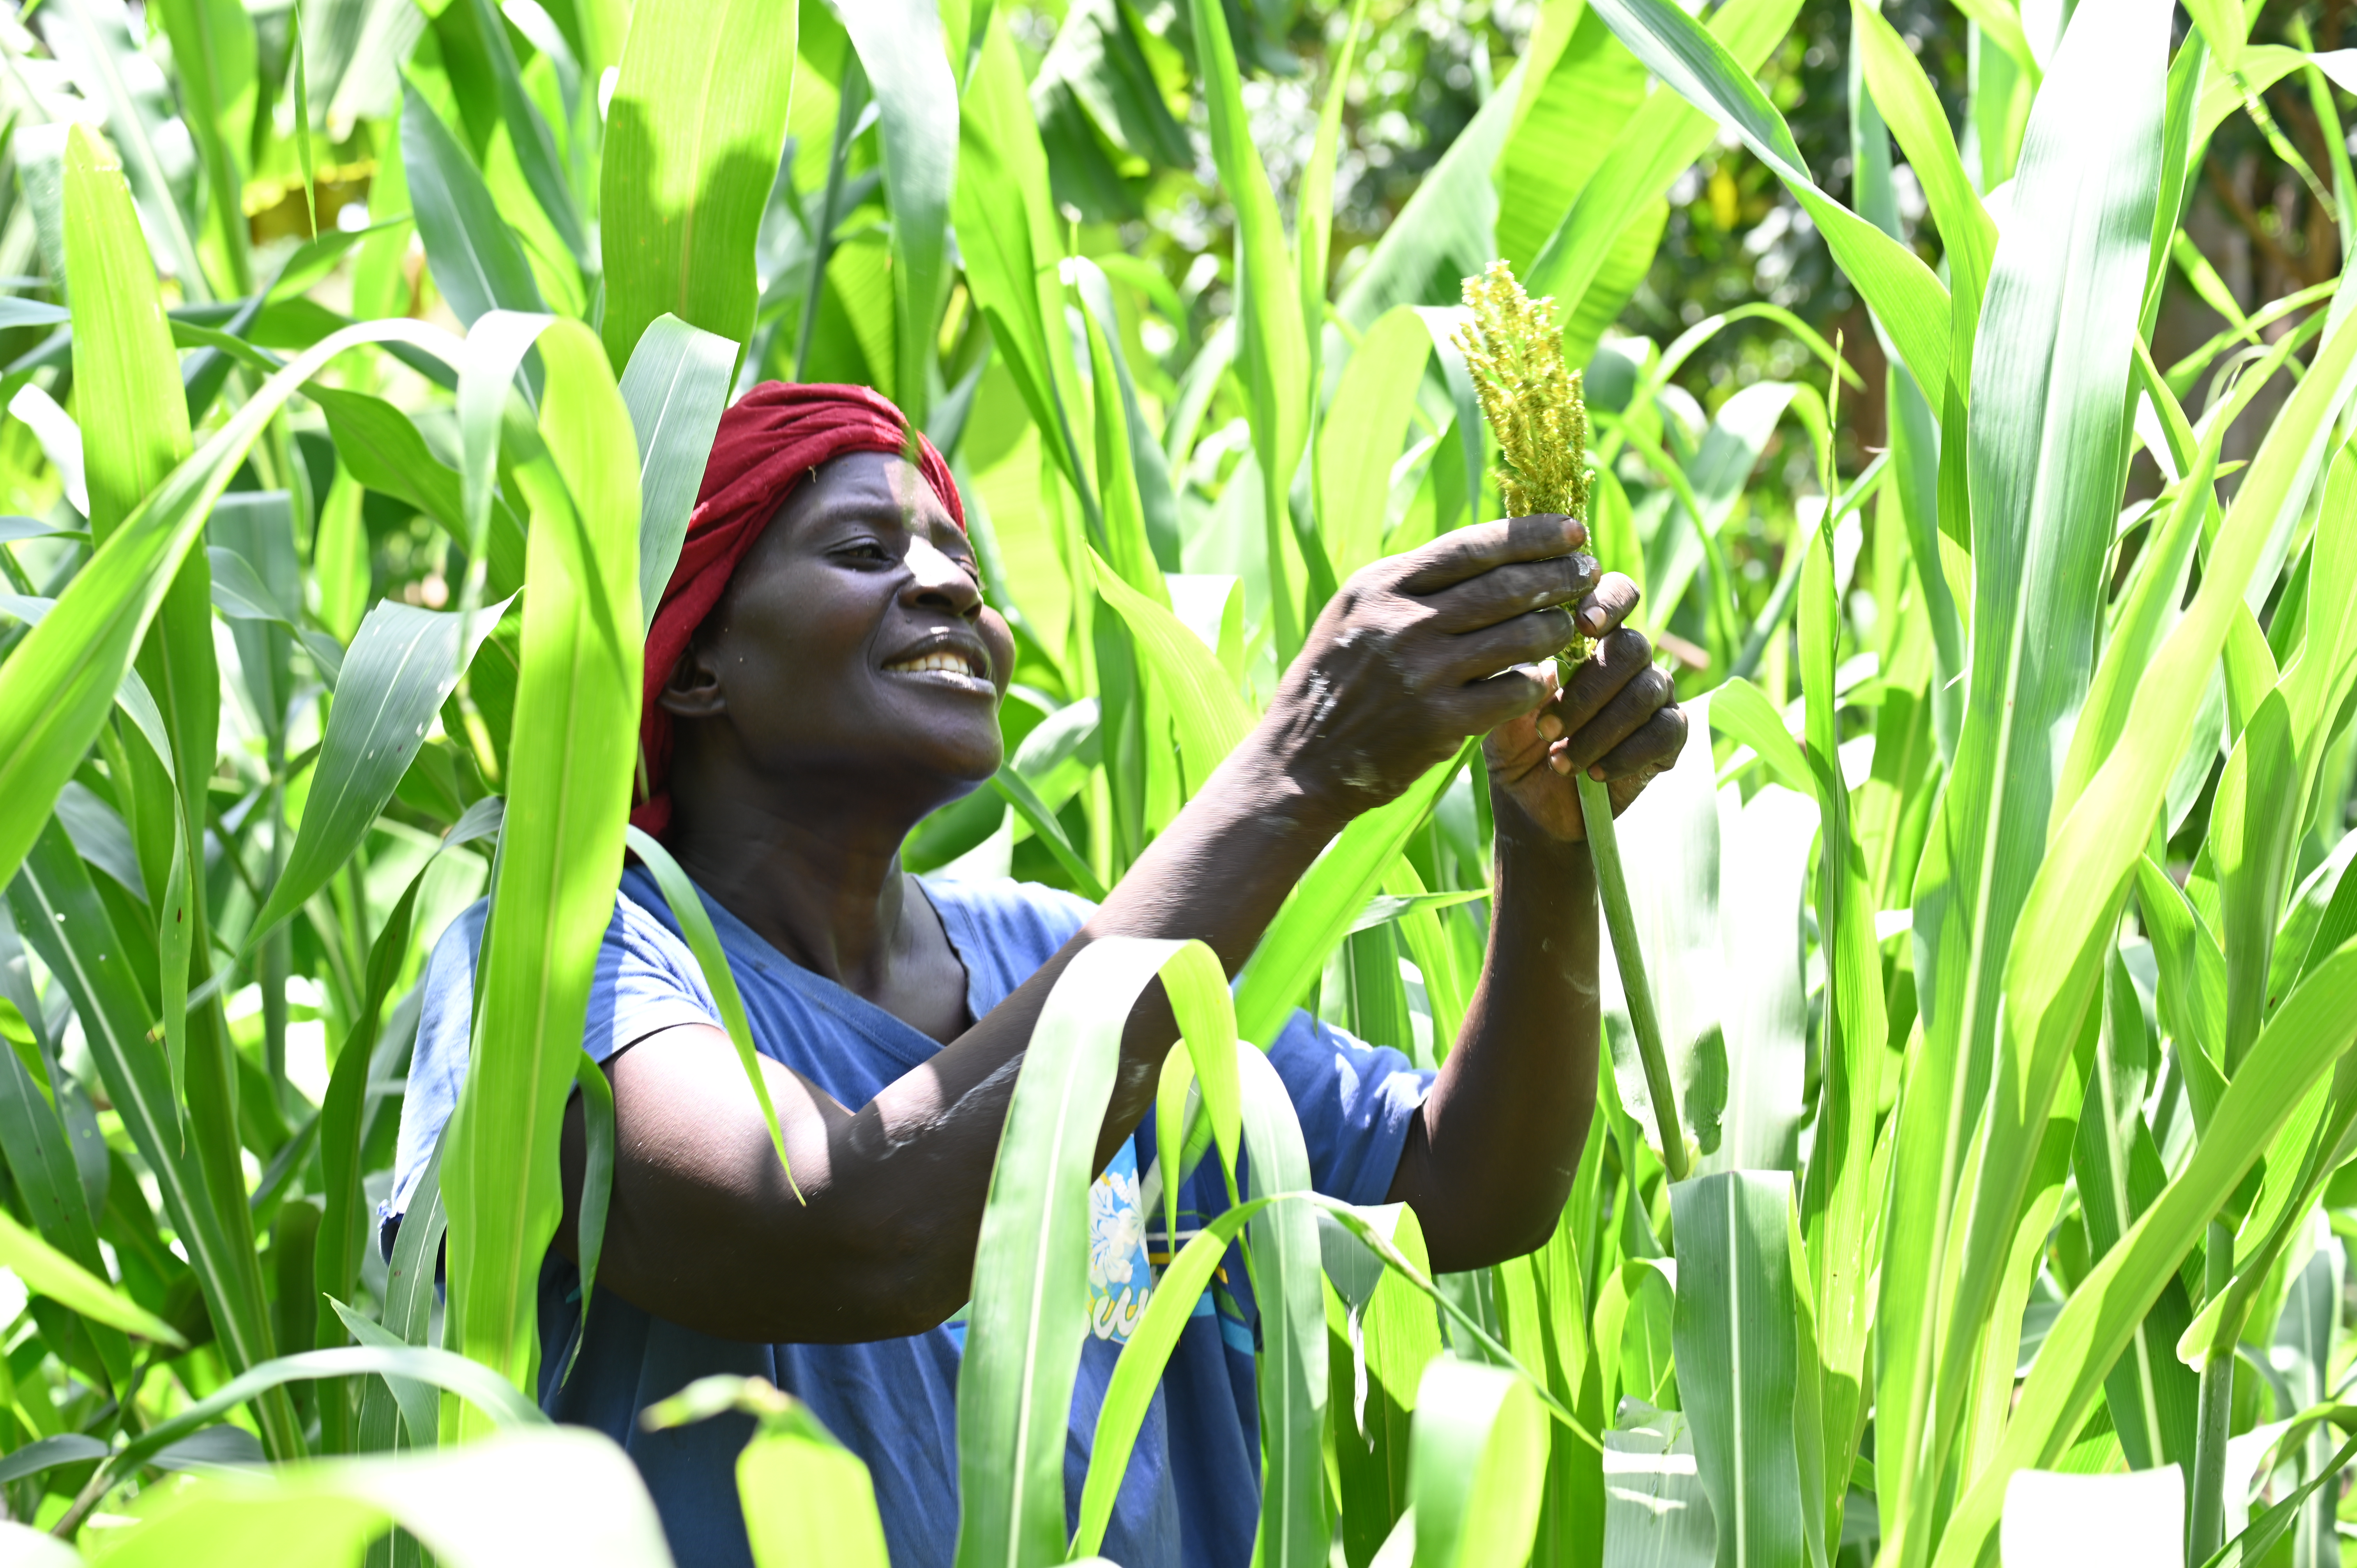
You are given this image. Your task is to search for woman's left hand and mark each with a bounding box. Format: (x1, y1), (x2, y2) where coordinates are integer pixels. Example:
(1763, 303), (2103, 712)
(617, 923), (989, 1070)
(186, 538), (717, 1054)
(1483, 572), (1687, 842)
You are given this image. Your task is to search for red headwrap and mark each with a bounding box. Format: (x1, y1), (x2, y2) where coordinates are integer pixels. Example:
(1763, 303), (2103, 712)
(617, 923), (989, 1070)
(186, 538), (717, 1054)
(631, 381), (965, 837)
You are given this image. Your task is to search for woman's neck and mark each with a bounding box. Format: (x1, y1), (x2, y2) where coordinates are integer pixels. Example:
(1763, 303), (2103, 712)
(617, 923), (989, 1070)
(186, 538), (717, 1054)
(662, 782), (924, 1001)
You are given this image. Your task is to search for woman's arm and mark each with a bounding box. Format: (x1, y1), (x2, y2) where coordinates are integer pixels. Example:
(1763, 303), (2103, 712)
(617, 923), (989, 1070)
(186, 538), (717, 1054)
(1385, 626), (1686, 1271)
(558, 515), (1672, 1343)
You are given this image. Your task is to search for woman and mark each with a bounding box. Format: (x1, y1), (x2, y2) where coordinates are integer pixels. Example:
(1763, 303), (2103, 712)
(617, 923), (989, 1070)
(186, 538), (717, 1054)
(388, 383), (1684, 1566)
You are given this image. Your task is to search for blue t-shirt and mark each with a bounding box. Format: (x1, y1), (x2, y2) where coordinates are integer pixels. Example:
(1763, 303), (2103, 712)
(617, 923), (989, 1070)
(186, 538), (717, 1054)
(386, 867), (1433, 1568)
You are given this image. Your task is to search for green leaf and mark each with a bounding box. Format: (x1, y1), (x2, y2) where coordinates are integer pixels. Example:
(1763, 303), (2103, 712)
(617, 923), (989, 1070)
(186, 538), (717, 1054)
(1849, 0), (1997, 370)
(9, 824), (297, 1457)
(953, 937), (1227, 1568)
(952, 16), (1090, 499)
(1233, 744), (1474, 1051)
(1494, 5), (1649, 277)
(989, 766), (1107, 902)
(1669, 1172), (1811, 1568)
(1931, 939), (2357, 1568)
(0, 1201), (180, 1346)
(249, 597), (514, 941)
(1234, 1035), (1332, 1568)
(622, 827), (799, 1199)
(438, 317), (643, 1423)
(1188, 0), (1313, 657)
(1525, 0), (1803, 335)
(147, 0), (256, 295)
(1071, 1194), (1278, 1560)
(1317, 307), (1432, 580)
(1410, 1356), (1548, 1568)
(1088, 549), (1254, 799)
(840, 0), (956, 424)
(598, 0), (799, 369)
(1585, 0), (1951, 401)
(92, 1426), (672, 1568)
(618, 314), (737, 632)
(737, 1398), (893, 1568)
(48, 0), (212, 301)
(461, 0), (593, 275)
(402, 78), (546, 327)
(1878, 0), (2178, 1535)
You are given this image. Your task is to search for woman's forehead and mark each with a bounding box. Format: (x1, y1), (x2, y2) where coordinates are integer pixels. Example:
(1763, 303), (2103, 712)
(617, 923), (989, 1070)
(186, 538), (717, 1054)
(774, 449), (958, 539)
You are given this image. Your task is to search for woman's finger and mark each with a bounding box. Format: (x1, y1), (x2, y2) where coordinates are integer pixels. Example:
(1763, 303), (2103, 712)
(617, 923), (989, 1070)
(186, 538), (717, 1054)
(1419, 554), (1598, 634)
(1568, 572), (1641, 642)
(1392, 514), (1586, 594)
(1556, 628), (1654, 731)
(1583, 704), (1688, 782)
(1552, 663), (1676, 775)
(1439, 606), (1582, 683)
(1449, 661), (1556, 737)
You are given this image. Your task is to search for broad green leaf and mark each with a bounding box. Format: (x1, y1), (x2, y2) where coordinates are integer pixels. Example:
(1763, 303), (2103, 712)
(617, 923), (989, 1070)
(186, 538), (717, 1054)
(1792, 523), (1884, 1535)
(461, 0), (592, 276)
(737, 1401), (891, 1568)
(623, 827), (798, 1199)
(9, 824), (298, 1458)
(1879, 0), (2175, 1541)
(1600, 1403), (1715, 1566)
(439, 317), (643, 1425)
(249, 597), (514, 940)
(2211, 690), (2299, 1072)
(1188, 0), (1313, 656)
(92, 1427), (668, 1568)
(1849, 0), (1997, 368)
(1234, 743), (1474, 1051)
(0, 1202), (180, 1346)
(599, 0), (799, 369)
(1525, 0), (1801, 318)
(147, 0), (255, 295)
(1318, 308), (1431, 579)
(403, 79), (545, 327)
(2069, 954), (2197, 1475)
(1670, 1172), (1811, 1568)
(840, 0), (955, 424)
(1928, 275), (2357, 1556)
(1071, 1194), (1278, 1560)
(1585, 0), (1951, 401)
(1297, 0), (1370, 394)
(952, 937), (1222, 1568)
(640, 1377), (891, 1568)
(1234, 1036), (1332, 1568)
(48, 0), (210, 301)
(310, 385), (530, 597)
(1931, 940), (2357, 1568)
(1409, 1356), (1548, 1568)
(989, 766), (1107, 902)
(1088, 549), (1254, 798)
(952, 17), (1088, 497)
(1495, 6), (1649, 276)
(618, 314), (737, 631)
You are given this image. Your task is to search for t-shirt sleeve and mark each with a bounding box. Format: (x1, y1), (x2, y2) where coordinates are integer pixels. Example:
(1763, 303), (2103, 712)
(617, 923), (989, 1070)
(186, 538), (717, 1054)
(1265, 1010), (1435, 1208)
(380, 892), (724, 1242)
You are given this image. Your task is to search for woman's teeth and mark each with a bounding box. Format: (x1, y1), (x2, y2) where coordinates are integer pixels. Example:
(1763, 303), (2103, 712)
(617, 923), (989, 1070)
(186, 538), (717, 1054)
(886, 651), (976, 676)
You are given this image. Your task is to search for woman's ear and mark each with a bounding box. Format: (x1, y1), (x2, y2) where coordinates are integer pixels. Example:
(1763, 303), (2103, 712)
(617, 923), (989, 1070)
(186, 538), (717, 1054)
(656, 638), (728, 720)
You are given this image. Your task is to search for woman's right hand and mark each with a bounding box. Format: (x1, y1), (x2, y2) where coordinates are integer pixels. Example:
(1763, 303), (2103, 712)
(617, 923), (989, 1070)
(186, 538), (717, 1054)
(1250, 514), (1608, 825)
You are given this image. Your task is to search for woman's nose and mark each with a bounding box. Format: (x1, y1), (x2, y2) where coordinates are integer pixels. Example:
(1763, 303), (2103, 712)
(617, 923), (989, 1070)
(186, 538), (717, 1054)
(901, 535), (982, 615)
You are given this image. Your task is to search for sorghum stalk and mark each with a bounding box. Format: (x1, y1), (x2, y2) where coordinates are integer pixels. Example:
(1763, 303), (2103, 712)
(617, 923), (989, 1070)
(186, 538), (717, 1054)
(1457, 260), (1691, 1184)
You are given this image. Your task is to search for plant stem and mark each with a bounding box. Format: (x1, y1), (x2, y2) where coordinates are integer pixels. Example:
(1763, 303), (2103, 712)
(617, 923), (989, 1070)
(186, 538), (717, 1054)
(2187, 1217), (2235, 1563)
(1574, 767), (1689, 1183)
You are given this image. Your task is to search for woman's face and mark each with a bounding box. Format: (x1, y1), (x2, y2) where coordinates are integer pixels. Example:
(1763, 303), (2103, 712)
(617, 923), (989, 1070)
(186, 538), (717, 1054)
(659, 450), (1016, 806)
